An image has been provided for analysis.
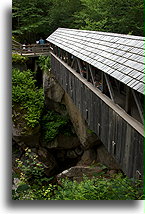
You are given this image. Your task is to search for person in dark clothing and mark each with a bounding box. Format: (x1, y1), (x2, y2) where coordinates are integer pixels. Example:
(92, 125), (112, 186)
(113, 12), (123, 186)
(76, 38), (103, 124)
(39, 37), (45, 44)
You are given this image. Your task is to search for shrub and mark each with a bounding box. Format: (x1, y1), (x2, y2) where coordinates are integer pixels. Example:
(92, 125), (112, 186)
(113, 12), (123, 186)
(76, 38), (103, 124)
(12, 148), (143, 200)
(12, 54), (28, 64)
(41, 111), (71, 142)
(12, 69), (44, 128)
(12, 148), (55, 200)
(37, 56), (50, 73)
(52, 175), (143, 200)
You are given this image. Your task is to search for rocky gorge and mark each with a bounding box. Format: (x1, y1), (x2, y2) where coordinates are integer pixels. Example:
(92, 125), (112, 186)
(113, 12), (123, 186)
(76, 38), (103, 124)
(12, 56), (120, 184)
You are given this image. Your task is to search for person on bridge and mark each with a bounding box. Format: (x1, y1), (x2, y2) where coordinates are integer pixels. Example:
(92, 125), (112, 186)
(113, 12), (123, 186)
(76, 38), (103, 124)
(39, 37), (45, 44)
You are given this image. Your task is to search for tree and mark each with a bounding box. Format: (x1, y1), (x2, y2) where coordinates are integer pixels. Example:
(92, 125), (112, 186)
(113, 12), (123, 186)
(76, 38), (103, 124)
(12, 0), (54, 42)
(12, 0), (82, 43)
(74, 0), (144, 36)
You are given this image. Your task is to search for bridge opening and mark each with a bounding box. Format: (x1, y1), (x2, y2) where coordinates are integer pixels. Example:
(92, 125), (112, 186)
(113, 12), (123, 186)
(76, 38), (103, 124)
(50, 44), (144, 125)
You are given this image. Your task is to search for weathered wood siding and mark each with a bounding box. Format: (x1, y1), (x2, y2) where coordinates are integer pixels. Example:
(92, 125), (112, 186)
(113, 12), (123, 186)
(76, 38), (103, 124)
(51, 53), (144, 179)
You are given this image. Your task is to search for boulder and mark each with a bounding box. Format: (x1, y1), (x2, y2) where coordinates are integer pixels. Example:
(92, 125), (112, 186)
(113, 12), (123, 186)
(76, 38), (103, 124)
(12, 105), (41, 148)
(43, 72), (64, 103)
(96, 144), (120, 170)
(43, 72), (101, 149)
(42, 134), (80, 150)
(12, 63), (27, 71)
(57, 165), (103, 182)
(77, 149), (97, 166)
(37, 147), (57, 176)
(66, 147), (83, 159)
(12, 124), (40, 148)
(63, 92), (101, 149)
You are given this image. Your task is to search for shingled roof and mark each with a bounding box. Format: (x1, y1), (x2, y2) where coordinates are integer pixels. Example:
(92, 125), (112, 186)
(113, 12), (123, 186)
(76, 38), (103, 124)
(47, 28), (144, 94)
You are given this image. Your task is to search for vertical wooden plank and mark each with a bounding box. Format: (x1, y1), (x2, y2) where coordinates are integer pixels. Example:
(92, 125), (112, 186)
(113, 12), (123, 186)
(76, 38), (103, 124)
(116, 117), (126, 165)
(100, 101), (109, 148)
(63, 66), (67, 91)
(91, 92), (97, 133)
(94, 94), (101, 137)
(125, 87), (131, 114)
(75, 78), (80, 110)
(121, 123), (132, 177)
(79, 81), (83, 113)
(107, 108), (113, 154)
(110, 110), (116, 157)
(89, 91), (94, 131)
(130, 130), (143, 179)
(81, 83), (87, 120)
(73, 75), (77, 106)
(83, 85), (88, 121)
(87, 87), (91, 125)
(137, 134), (144, 178)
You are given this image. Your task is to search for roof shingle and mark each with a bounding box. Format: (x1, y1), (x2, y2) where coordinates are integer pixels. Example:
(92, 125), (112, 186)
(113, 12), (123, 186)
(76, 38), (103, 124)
(47, 28), (144, 94)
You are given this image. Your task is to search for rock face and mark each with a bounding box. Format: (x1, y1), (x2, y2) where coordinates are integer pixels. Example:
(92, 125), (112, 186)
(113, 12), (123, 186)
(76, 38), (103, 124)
(62, 93), (101, 149)
(41, 134), (80, 149)
(37, 147), (57, 176)
(96, 144), (120, 170)
(43, 72), (64, 103)
(12, 119), (40, 148)
(43, 72), (67, 115)
(13, 128), (40, 148)
(12, 63), (27, 71)
(77, 149), (97, 166)
(41, 71), (120, 175)
(12, 65), (121, 181)
(43, 72), (101, 149)
(57, 165), (103, 182)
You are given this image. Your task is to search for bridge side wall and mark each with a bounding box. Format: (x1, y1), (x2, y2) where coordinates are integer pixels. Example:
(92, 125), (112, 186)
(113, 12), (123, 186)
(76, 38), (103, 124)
(51, 54), (143, 179)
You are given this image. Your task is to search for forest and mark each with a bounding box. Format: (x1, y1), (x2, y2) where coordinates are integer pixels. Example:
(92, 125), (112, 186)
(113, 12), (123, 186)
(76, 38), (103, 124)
(12, 0), (144, 200)
(12, 0), (144, 43)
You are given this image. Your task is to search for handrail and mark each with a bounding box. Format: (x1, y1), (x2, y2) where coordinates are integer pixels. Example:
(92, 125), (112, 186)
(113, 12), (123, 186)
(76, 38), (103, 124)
(12, 39), (22, 46)
(12, 39), (50, 56)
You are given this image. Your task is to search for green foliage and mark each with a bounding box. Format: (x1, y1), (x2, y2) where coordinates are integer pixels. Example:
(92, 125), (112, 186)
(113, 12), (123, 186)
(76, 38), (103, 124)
(12, 148), (143, 200)
(12, 148), (56, 200)
(12, 69), (44, 128)
(12, 0), (143, 43)
(12, 54), (28, 64)
(52, 175), (143, 200)
(74, 0), (144, 36)
(12, 0), (143, 42)
(87, 128), (95, 134)
(16, 148), (46, 183)
(37, 56), (51, 73)
(13, 151), (143, 200)
(41, 111), (70, 141)
(12, 0), (82, 42)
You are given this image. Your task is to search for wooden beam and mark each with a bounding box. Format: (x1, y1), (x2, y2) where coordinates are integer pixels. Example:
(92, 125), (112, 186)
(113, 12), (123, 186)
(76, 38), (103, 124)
(88, 65), (95, 86)
(114, 79), (120, 92)
(125, 86), (131, 114)
(104, 73), (114, 102)
(86, 64), (90, 81)
(71, 56), (75, 68)
(101, 72), (104, 92)
(77, 58), (83, 75)
(131, 89), (144, 123)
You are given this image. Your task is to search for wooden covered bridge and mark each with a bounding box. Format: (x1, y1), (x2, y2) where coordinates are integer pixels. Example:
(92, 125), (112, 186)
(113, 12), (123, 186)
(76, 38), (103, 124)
(46, 28), (144, 179)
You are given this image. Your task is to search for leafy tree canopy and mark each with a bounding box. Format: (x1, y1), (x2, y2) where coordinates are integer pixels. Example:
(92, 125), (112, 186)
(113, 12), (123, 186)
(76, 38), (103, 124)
(12, 0), (143, 43)
(12, 0), (82, 43)
(74, 0), (144, 36)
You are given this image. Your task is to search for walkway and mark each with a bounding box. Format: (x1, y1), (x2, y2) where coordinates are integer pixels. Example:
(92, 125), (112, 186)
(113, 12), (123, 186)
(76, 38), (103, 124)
(12, 39), (50, 57)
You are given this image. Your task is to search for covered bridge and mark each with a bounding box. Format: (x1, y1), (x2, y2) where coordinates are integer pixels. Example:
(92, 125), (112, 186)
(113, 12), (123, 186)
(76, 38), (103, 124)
(47, 28), (144, 179)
